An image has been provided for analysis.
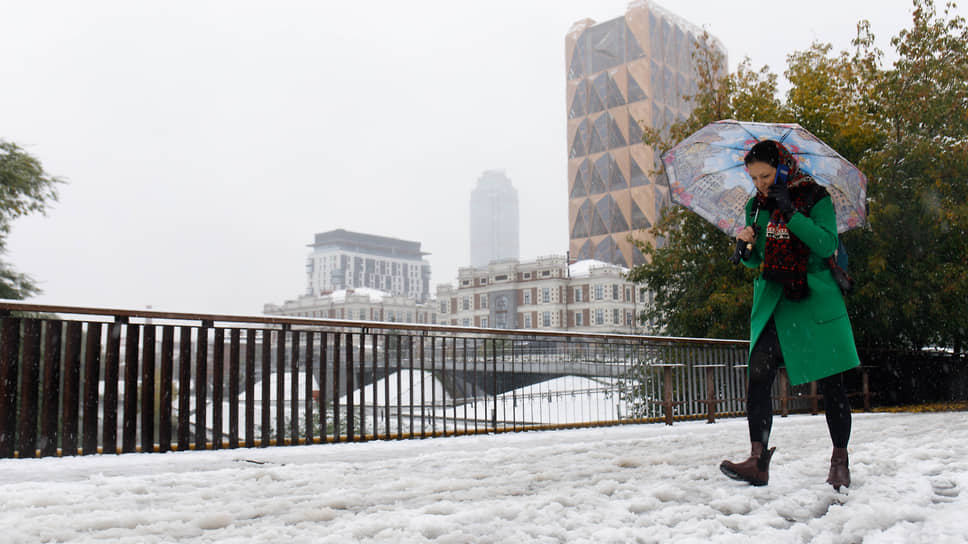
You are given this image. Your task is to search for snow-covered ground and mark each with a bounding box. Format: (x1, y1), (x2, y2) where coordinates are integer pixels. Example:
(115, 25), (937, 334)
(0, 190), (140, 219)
(1, 412), (966, 543)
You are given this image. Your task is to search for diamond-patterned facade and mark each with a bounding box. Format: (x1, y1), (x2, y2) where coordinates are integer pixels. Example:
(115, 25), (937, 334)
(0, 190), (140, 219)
(566, 4), (725, 267)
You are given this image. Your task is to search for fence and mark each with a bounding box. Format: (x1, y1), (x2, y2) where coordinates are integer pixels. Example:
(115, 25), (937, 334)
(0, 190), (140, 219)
(0, 302), (862, 458)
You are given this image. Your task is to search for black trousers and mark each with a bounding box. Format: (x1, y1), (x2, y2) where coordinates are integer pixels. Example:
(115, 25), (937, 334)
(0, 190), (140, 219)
(747, 318), (851, 448)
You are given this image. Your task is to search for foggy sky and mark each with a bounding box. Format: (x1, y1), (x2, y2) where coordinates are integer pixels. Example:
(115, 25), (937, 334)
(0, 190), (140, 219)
(1, 0), (954, 315)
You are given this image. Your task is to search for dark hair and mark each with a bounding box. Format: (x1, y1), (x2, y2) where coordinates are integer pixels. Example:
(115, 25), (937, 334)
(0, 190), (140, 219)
(744, 140), (780, 168)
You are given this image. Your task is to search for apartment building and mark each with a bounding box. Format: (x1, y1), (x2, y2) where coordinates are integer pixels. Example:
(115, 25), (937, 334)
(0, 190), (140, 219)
(306, 229), (432, 303)
(263, 287), (436, 324)
(566, 1), (726, 267)
(435, 255), (653, 333)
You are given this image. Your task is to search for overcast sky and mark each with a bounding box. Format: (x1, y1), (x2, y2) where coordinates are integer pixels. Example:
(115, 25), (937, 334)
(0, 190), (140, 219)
(2, 0), (960, 316)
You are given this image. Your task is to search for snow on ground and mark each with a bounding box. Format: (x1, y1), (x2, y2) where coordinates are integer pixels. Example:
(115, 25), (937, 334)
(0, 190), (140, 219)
(462, 375), (630, 426)
(1, 412), (966, 543)
(341, 370), (453, 408)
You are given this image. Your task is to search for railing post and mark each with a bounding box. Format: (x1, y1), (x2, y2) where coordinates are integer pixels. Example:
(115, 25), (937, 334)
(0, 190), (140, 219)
(704, 366), (716, 423)
(245, 328), (256, 448)
(41, 320), (64, 457)
(810, 381), (819, 415)
(122, 323), (139, 454)
(359, 329), (368, 441)
(778, 368), (790, 418)
(139, 324), (155, 454)
(861, 366), (872, 412)
(663, 365), (674, 426)
(212, 328), (225, 449)
(230, 328), (241, 449)
(289, 329), (301, 445)
(304, 330), (315, 445)
(331, 332), (341, 442)
(82, 322), (103, 455)
(345, 332), (355, 441)
(17, 319), (41, 458)
(194, 322), (210, 450)
(177, 326), (192, 451)
(158, 326), (174, 453)
(261, 329), (272, 447)
(102, 320), (122, 455)
(383, 334), (391, 440)
(493, 338), (500, 432)
(0, 318), (20, 458)
(418, 331), (426, 438)
(276, 325), (287, 446)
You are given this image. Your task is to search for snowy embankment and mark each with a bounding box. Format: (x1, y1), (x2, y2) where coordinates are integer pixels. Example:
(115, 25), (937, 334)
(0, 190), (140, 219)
(1, 412), (966, 543)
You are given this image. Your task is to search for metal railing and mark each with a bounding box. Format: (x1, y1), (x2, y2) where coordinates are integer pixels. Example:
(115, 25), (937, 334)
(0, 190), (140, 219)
(0, 302), (859, 458)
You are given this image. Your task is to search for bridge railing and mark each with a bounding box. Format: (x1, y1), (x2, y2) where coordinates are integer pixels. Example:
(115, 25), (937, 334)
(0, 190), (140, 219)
(0, 302), (838, 458)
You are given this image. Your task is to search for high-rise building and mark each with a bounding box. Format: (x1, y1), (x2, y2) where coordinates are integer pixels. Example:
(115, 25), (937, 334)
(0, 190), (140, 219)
(470, 169), (519, 268)
(305, 229), (432, 303)
(566, 1), (726, 267)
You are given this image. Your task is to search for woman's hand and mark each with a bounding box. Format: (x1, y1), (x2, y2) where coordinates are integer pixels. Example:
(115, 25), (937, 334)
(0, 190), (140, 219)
(737, 226), (757, 244)
(729, 227), (756, 264)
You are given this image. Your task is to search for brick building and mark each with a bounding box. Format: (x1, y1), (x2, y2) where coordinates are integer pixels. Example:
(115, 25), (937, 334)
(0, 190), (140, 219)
(435, 255), (653, 333)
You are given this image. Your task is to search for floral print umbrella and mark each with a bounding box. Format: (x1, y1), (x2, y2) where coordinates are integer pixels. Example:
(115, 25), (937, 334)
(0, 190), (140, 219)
(661, 120), (868, 236)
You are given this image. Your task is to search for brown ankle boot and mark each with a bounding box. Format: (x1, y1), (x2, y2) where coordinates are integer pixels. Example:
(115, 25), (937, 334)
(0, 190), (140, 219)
(826, 447), (850, 490)
(720, 441), (776, 486)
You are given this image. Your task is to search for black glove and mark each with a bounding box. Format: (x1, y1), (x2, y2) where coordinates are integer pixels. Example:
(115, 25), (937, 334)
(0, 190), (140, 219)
(768, 183), (795, 221)
(729, 238), (752, 265)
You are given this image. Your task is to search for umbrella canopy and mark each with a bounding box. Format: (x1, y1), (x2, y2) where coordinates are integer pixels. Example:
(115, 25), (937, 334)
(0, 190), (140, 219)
(661, 120), (867, 236)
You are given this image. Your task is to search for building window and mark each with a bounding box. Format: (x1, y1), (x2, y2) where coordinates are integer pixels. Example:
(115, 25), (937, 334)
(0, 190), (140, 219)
(494, 274), (508, 281)
(523, 290), (532, 305)
(613, 308), (620, 324)
(462, 279), (471, 287)
(542, 311), (551, 327)
(594, 285), (604, 301)
(626, 311), (634, 326)
(542, 287), (550, 304)
(541, 270), (551, 277)
(462, 296), (470, 311)
(595, 308), (604, 325)
(625, 287), (632, 302)
(575, 311), (583, 327)
(574, 287), (583, 302)
(524, 314), (532, 328)
(387, 311), (395, 322)
(462, 318), (470, 326)
(612, 285), (619, 300)
(480, 294), (488, 309)
(440, 302), (447, 314)
(480, 278), (488, 286)
(523, 272), (531, 280)
(481, 317), (488, 328)
(407, 312), (413, 322)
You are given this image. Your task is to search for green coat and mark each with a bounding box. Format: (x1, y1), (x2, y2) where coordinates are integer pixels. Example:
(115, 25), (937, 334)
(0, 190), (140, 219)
(742, 195), (860, 385)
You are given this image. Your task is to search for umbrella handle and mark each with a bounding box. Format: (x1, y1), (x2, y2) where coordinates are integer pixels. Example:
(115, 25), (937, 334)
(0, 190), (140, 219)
(729, 226), (759, 265)
(729, 239), (752, 264)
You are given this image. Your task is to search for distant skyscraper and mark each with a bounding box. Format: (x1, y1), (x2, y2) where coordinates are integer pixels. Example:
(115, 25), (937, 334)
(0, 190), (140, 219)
(566, 1), (726, 267)
(470, 170), (520, 268)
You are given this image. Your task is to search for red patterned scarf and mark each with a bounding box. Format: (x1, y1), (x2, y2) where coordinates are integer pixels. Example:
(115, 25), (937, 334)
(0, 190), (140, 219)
(754, 142), (828, 300)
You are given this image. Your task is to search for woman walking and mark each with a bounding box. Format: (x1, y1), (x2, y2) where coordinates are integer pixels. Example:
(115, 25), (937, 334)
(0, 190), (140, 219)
(720, 139), (860, 490)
